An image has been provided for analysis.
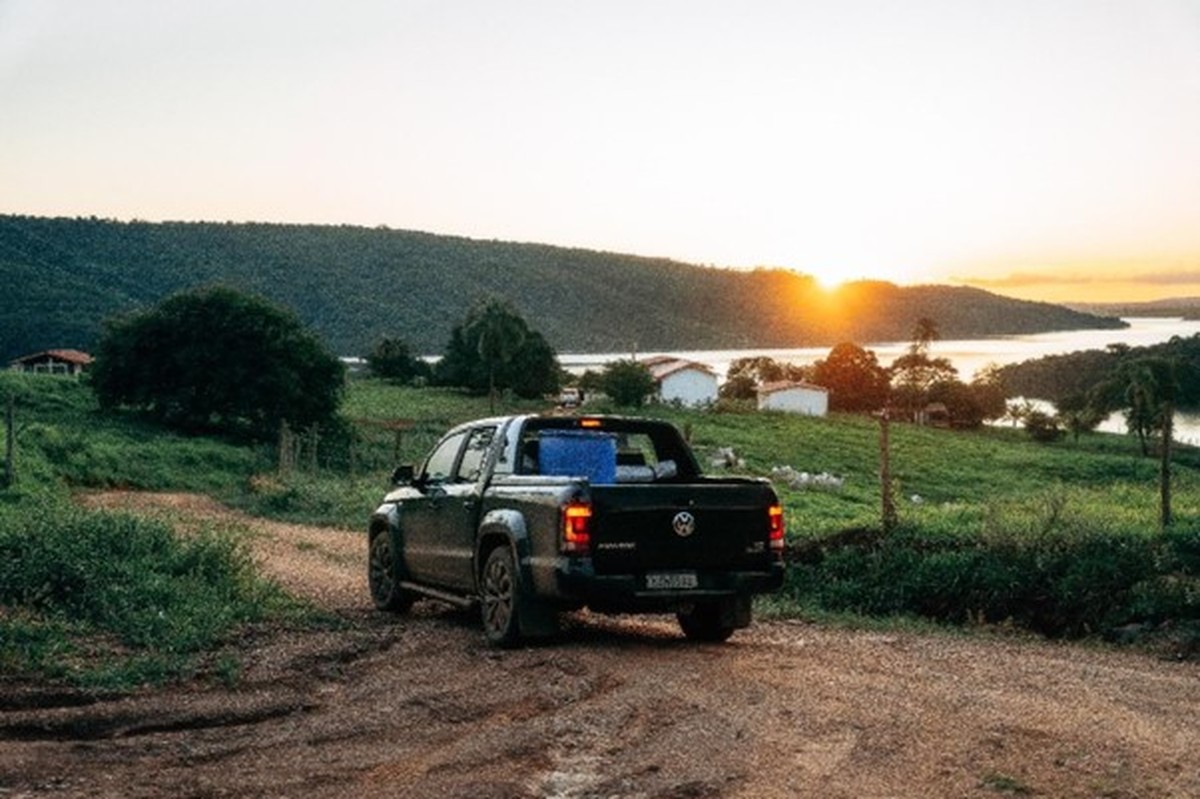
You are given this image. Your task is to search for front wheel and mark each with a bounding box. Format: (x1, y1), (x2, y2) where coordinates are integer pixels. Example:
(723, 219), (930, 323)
(480, 546), (521, 647)
(368, 531), (414, 613)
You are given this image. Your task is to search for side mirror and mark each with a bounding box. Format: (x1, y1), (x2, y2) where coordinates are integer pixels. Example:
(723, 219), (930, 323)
(391, 464), (416, 486)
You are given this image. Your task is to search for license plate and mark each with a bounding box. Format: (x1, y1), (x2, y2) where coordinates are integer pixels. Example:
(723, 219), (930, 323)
(645, 572), (698, 590)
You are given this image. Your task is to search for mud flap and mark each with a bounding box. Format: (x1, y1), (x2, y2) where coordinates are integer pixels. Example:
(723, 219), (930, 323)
(723, 595), (753, 629)
(516, 592), (560, 639)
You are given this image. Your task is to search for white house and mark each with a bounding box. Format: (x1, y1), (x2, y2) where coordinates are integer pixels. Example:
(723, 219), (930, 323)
(757, 381), (829, 416)
(641, 356), (719, 407)
(9, 349), (93, 377)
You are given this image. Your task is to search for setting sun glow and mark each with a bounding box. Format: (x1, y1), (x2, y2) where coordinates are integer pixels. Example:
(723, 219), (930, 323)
(1, 1), (1197, 303)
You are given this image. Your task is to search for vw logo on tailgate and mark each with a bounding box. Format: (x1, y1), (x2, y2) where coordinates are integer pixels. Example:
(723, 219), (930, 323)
(672, 511), (696, 538)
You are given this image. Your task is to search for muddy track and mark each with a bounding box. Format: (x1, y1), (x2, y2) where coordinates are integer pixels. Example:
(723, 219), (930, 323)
(2, 492), (1198, 798)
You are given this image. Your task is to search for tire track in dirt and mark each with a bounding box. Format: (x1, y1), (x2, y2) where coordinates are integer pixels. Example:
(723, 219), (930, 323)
(1, 491), (1195, 798)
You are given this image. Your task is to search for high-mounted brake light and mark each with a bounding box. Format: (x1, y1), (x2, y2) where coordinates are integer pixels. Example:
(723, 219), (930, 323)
(767, 504), (785, 554)
(579, 418), (603, 429)
(561, 501), (593, 554)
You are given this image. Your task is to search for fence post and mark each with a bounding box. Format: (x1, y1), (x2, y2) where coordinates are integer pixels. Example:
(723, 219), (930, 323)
(879, 408), (897, 534)
(3, 394), (14, 488)
(307, 424), (320, 472)
(279, 420), (293, 475)
(1161, 402), (1173, 529)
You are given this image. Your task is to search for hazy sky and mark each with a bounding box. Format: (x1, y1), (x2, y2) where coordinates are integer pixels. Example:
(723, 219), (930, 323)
(2, 1), (1198, 302)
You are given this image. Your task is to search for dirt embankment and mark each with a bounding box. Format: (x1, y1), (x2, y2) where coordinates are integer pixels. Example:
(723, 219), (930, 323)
(2, 492), (1197, 798)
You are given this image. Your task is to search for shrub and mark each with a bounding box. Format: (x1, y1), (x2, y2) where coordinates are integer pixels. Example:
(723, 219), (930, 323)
(0, 502), (291, 684)
(90, 286), (344, 441)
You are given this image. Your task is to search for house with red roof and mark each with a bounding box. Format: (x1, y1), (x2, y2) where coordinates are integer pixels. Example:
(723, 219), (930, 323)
(757, 380), (828, 416)
(640, 355), (719, 407)
(9, 349), (94, 377)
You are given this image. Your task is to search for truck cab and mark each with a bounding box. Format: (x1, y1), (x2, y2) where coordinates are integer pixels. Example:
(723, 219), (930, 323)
(368, 415), (784, 646)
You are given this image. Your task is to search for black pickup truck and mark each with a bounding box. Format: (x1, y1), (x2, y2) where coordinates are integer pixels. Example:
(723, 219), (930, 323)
(368, 414), (785, 645)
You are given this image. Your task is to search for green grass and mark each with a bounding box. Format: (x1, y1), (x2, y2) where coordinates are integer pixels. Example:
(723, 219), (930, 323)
(3, 372), (1198, 671)
(0, 499), (307, 688)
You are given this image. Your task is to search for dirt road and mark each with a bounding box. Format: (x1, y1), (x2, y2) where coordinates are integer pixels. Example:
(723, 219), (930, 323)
(3, 493), (1198, 798)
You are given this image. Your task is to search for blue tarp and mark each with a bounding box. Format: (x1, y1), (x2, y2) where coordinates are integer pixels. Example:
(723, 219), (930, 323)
(538, 430), (617, 484)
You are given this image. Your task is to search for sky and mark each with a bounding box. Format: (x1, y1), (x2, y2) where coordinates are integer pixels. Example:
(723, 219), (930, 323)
(1, 0), (1198, 303)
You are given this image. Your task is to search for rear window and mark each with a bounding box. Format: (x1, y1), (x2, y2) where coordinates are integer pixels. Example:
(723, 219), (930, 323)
(516, 419), (698, 482)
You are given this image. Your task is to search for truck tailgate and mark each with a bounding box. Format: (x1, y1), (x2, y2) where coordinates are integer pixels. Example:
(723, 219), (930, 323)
(588, 481), (777, 574)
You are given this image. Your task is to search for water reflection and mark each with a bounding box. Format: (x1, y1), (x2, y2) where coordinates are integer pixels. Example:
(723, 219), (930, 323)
(560, 317), (1200, 443)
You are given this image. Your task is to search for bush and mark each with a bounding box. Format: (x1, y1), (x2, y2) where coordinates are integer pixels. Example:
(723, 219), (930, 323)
(599, 359), (657, 407)
(90, 286), (344, 441)
(0, 502), (291, 684)
(1024, 410), (1064, 442)
(783, 492), (1182, 638)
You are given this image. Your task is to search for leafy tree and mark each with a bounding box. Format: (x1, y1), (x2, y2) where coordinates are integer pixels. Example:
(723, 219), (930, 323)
(927, 380), (985, 428)
(90, 286), (344, 440)
(969, 364), (1009, 422)
(599, 359), (657, 407)
(1024, 410), (1063, 442)
(718, 373), (759, 401)
(366, 336), (431, 383)
(720, 356), (809, 401)
(1059, 407), (1104, 443)
(434, 299), (560, 408)
(890, 352), (957, 420)
(810, 342), (890, 412)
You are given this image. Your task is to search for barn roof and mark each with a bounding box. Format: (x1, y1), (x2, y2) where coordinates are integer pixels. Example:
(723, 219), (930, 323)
(640, 357), (717, 381)
(757, 380), (828, 396)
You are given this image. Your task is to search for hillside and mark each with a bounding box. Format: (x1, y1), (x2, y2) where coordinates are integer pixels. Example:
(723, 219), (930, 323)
(1069, 298), (1200, 321)
(0, 214), (1123, 361)
(997, 332), (1200, 406)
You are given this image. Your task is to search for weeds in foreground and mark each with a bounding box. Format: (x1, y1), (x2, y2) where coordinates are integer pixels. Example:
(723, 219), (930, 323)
(0, 501), (308, 688)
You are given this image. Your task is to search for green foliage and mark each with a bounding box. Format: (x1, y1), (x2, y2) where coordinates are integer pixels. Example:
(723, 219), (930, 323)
(1024, 410), (1063, 442)
(0, 501), (295, 686)
(0, 215), (1124, 362)
(0, 371), (268, 494)
(784, 486), (1196, 638)
(1001, 334), (1200, 408)
(365, 336), (431, 383)
(90, 285), (344, 441)
(434, 298), (560, 400)
(599, 359), (657, 407)
(7, 371), (1200, 662)
(810, 342), (890, 412)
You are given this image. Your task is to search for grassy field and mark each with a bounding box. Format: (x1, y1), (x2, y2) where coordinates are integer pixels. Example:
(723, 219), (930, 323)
(2, 372), (1198, 686)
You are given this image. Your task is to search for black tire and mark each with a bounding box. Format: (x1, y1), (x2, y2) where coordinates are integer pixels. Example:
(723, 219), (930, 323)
(677, 601), (737, 643)
(480, 546), (522, 647)
(368, 530), (414, 613)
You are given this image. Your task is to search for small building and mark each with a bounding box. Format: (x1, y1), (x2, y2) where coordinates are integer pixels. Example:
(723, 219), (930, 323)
(757, 380), (829, 416)
(641, 356), (719, 407)
(9, 349), (93, 377)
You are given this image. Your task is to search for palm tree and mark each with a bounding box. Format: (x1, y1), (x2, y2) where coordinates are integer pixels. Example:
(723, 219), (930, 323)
(910, 317), (940, 356)
(467, 299), (527, 413)
(1115, 357), (1179, 527)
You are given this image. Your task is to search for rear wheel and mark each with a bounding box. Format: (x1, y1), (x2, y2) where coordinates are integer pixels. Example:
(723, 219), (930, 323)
(677, 600), (737, 642)
(368, 531), (414, 613)
(480, 546), (521, 647)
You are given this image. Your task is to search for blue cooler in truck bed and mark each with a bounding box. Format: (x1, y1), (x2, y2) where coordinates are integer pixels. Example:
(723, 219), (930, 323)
(538, 430), (617, 484)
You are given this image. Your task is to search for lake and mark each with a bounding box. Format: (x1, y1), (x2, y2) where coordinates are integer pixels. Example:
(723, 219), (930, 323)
(560, 317), (1200, 444)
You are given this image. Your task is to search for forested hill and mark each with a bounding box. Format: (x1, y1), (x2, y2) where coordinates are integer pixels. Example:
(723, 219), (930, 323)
(0, 215), (1124, 361)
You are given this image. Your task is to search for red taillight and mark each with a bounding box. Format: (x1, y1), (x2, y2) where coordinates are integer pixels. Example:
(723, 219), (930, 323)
(767, 504), (785, 554)
(562, 501), (592, 554)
